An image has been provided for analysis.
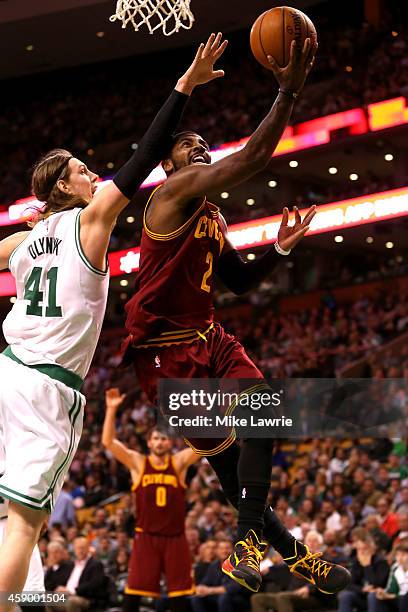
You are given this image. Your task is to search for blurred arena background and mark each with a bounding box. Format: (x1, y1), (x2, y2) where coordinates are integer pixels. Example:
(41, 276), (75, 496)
(0, 0), (407, 610)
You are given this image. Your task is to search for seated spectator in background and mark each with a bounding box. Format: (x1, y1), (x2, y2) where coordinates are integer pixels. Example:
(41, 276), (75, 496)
(372, 539), (408, 612)
(108, 546), (129, 580)
(95, 534), (117, 571)
(322, 530), (349, 565)
(337, 529), (389, 612)
(190, 540), (249, 612)
(47, 537), (107, 612)
(44, 542), (73, 593)
(92, 508), (109, 530)
(83, 474), (107, 507)
(365, 515), (392, 554)
(394, 515), (408, 544)
(197, 506), (218, 541)
(49, 482), (76, 529)
(377, 498), (400, 539)
(195, 540), (218, 584)
(396, 488), (408, 515)
(251, 531), (337, 612)
(387, 455), (408, 482)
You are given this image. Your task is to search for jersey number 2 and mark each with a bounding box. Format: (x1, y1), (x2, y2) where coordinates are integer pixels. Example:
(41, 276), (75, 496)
(24, 266), (62, 317)
(201, 252), (213, 293)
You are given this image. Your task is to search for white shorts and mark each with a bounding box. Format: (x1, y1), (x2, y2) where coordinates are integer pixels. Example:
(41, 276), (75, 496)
(0, 518), (45, 591)
(0, 354), (85, 512)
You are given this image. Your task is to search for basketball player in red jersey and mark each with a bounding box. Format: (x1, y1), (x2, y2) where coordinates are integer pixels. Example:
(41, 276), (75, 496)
(102, 388), (198, 612)
(122, 38), (350, 595)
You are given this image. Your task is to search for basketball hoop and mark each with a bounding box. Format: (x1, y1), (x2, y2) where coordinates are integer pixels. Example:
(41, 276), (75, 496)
(110, 0), (195, 36)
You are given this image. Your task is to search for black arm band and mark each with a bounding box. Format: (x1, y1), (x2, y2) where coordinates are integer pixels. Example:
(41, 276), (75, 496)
(113, 89), (189, 199)
(216, 248), (279, 295)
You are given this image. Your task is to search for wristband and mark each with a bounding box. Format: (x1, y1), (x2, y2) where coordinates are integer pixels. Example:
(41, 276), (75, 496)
(275, 241), (291, 256)
(279, 88), (299, 100)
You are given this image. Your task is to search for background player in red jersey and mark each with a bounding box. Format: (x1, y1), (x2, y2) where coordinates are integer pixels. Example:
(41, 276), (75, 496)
(102, 388), (199, 612)
(122, 37), (350, 596)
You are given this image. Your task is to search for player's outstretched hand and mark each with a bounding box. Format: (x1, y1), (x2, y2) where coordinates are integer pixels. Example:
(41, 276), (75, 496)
(267, 37), (317, 95)
(277, 205), (316, 252)
(178, 32), (228, 92)
(105, 387), (126, 412)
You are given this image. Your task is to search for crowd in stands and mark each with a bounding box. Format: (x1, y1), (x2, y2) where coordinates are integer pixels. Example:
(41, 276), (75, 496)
(0, 4), (405, 204)
(20, 283), (405, 610)
(38, 437), (408, 611)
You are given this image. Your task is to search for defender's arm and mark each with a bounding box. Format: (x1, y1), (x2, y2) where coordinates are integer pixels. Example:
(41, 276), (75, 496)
(78, 34), (227, 271)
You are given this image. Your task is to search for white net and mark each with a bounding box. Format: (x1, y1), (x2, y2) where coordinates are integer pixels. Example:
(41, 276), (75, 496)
(110, 0), (195, 36)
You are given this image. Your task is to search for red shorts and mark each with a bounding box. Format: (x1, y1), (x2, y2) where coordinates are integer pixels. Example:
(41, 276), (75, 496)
(126, 530), (194, 598)
(131, 323), (266, 455)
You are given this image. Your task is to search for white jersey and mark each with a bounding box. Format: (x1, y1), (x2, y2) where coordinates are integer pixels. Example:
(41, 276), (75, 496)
(3, 208), (109, 379)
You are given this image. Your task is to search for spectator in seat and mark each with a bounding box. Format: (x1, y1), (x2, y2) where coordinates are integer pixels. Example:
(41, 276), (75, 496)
(394, 515), (408, 545)
(44, 542), (73, 593)
(195, 540), (218, 584)
(365, 515), (392, 554)
(396, 488), (408, 515)
(377, 497), (400, 539)
(190, 540), (249, 612)
(47, 537), (107, 612)
(372, 539), (408, 612)
(337, 529), (389, 612)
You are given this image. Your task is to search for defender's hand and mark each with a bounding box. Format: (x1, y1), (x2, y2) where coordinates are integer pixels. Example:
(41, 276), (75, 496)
(277, 205), (316, 252)
(105, 387), (126, 412)
(177, 33), (228, 94)
(268, 37), (317, 95)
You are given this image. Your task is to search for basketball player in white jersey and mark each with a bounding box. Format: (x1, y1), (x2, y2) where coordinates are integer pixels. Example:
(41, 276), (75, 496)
(0, 34), (227, 609)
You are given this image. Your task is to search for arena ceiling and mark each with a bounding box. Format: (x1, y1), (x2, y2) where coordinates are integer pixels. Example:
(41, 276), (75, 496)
(0, 0), (323, 79)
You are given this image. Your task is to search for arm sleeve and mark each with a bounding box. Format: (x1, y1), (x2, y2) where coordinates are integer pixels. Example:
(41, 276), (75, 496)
(113, 89), (189, 199)
(216, 247), (279, 296)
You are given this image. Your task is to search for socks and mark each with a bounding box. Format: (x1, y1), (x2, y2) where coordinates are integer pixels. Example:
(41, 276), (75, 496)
(207, 442), (303, 558)
(236, 438), (274, 540)
(263, 506), (299, 558)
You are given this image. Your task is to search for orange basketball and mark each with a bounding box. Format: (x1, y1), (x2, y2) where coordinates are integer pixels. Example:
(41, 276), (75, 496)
(250, 6), (317, 70)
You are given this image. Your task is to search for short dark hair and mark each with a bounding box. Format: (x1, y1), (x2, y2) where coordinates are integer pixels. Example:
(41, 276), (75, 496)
(394, 539), (408, 553)
(162, 131), (201, 161)
(147, 426), (171, 440)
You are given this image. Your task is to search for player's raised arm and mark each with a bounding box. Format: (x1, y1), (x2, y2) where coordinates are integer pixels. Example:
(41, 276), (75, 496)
(0, 232), (30, 271)
(158, 38), (317, 206)
(102, 388), (142, 470)
(77, 33), (227, 271)
(82, 33), (227, 223)
(217, 206), (316, 295)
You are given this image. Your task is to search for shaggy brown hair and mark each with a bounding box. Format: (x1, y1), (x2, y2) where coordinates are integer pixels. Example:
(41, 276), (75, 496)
(29, 149), (87, 223)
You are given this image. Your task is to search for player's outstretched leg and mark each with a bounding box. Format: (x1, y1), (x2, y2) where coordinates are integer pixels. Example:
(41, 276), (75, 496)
(0, 502), (46, 612)
(221, 438), (273, 592)
(207, 443), (351, 594)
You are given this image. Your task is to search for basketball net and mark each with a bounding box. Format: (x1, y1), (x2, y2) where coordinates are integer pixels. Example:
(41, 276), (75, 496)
(110, 0), (195, 36)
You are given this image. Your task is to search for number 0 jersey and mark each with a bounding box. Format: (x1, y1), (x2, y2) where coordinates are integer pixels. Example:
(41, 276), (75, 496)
(134, 454), (187, 536)
(124, 186), (226, 349)
(3, 208), (109, 380)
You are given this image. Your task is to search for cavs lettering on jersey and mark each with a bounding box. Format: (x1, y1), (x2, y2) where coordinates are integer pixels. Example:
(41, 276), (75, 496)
(134, 455), (186, 536)
(124, 186), (227, 349)
(3, 208), (109, 379)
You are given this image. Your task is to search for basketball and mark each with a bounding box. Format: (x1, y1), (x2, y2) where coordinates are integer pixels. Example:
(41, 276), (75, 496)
(250, 6), (317, 70)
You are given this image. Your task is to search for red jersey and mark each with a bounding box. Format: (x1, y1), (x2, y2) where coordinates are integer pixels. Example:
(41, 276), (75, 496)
(133, 454), (187, 536)
(124, 186), (226, 348)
